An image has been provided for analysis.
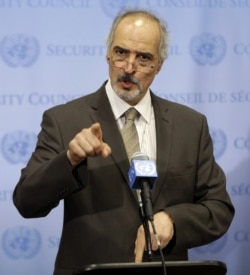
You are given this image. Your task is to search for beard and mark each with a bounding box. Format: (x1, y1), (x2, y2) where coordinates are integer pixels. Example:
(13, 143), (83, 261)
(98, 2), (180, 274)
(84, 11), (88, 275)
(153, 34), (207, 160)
(112, 73), (142, 103)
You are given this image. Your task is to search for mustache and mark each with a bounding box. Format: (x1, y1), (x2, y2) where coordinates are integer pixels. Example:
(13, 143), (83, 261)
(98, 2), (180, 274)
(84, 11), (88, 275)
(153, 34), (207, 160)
(117, 73), (138, 85)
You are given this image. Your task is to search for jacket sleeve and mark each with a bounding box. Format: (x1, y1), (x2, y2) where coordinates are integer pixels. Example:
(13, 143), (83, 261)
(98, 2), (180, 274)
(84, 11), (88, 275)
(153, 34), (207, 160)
(12, 108), (86, 218)
(164, 115), (234, 251)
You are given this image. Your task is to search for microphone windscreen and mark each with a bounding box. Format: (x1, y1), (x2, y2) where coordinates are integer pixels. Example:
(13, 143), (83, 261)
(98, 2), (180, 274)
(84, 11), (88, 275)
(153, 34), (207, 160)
(131, 152), (149, 161)
(128, 152), (158, 190)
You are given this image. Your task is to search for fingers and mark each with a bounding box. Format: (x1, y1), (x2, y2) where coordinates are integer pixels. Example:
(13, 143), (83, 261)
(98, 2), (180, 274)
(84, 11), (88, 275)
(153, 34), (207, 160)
(153, 211), (174, 249)
(134, 211), (174, 262)
(134, 225), (145, 263)
(67, 123), (111, 166)
(90, 123), (112, 157)
(91, 123), (102, 140)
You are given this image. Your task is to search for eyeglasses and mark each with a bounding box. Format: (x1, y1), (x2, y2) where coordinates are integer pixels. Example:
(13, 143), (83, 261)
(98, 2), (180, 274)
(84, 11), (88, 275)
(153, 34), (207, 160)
(109, 53), (156, 74)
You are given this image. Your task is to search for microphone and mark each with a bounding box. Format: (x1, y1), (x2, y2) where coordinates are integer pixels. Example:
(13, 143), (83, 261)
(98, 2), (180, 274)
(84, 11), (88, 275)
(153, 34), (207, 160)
(128, 152), (158, 221)
(128, 153), (167, 272)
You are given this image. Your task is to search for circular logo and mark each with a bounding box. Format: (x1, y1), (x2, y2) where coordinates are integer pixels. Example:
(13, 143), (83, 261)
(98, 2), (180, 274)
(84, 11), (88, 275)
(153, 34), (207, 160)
(2, 226), (41, 259)
(135, 160), (156, 176)
(190, 32), (226, 65)
(1, 33), (40, 67)
(1, 130), (37, 164)
(209, 128), (227, 159)
(100, 0), (140, 18)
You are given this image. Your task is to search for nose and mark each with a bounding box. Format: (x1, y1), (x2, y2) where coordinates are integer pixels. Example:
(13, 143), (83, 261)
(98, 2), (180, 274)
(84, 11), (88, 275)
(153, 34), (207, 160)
(124, 55), (137, 73)
(123, 61), (136, 73)
(124, 53), (136, 74)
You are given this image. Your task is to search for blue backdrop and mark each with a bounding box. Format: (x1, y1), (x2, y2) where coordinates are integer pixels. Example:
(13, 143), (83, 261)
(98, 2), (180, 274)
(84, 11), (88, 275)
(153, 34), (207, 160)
(1, 1), (249, 274)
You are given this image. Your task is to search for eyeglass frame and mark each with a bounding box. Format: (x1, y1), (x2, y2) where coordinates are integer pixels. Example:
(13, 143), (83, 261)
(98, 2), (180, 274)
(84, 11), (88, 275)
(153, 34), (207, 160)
(108, 46), (159, 74)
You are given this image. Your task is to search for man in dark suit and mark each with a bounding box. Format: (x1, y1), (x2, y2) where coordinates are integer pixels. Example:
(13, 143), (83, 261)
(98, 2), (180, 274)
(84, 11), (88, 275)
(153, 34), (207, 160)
(13, 9), (234, 275)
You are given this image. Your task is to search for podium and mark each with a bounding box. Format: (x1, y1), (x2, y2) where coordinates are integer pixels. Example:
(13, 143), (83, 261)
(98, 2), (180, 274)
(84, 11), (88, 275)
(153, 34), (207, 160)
(72, 260), (227, 275)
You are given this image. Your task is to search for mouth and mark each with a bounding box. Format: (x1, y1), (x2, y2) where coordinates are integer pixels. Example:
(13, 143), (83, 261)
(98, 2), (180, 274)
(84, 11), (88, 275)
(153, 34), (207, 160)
(119, 74), (137, 90)
(121, 79), (134, 89)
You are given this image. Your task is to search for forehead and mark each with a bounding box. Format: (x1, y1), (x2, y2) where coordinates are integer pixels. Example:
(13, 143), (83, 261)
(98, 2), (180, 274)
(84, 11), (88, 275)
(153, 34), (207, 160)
(111, 15), (160, 54)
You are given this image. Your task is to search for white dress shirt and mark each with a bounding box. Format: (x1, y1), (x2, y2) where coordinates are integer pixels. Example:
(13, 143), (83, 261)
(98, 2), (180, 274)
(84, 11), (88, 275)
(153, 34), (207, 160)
(105, 80), (156, 162)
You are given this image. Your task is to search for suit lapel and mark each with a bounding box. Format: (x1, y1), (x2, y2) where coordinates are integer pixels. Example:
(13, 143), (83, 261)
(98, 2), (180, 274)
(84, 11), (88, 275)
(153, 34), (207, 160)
(151, 94), (172, 202)
(87, 84), (130, 183)
(86, 85), (172, 203)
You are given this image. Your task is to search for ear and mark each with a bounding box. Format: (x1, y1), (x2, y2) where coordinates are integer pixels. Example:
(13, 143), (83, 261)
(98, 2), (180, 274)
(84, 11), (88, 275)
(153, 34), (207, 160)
(155, 61), (164, 74)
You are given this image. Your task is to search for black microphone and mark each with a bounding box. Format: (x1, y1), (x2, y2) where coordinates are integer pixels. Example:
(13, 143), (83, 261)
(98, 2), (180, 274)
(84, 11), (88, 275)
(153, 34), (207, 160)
(128, 152), (158, 221)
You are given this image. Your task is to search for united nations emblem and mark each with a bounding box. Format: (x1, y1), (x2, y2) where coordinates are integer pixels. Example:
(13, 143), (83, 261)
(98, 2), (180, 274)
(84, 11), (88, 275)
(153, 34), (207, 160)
(0, 33), (40, 67)
(100, 0), (140, 18)
(1, 130), (37, 164)
(190, 32), (227, 65)
(210, 128), (227, 159)
(134, 160), (157, 176)
(2, 226), (41, 259)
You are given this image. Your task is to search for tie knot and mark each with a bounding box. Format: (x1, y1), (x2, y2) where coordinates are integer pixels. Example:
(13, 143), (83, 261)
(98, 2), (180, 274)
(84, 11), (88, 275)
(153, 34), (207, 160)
(124, 108), (139, 122)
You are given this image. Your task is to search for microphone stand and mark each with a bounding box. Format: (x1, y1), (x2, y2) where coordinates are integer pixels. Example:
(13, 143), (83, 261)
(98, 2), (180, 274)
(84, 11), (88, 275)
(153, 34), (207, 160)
(140, 184), (168, 275)
(137, 190), (153, 262)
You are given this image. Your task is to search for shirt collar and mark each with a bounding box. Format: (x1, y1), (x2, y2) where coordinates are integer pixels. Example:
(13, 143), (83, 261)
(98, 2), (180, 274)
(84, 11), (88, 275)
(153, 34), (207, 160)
(105, 79), (152, 123)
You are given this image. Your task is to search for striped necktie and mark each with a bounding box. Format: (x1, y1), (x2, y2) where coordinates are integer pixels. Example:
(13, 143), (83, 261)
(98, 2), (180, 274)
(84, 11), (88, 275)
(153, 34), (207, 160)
(121, 108), (140, 162)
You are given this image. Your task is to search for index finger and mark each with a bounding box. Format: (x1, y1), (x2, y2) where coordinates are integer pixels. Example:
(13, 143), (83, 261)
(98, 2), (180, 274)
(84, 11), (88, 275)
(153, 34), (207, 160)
(91, 123), (102, 140)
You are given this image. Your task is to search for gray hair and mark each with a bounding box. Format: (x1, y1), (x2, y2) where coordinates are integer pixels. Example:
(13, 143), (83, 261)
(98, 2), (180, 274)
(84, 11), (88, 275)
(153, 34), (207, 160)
(106, 9), (169, 61)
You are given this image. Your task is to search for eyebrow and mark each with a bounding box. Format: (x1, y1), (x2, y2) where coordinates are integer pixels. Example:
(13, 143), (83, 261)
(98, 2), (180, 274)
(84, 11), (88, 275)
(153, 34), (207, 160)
(113, 45), (154, 59)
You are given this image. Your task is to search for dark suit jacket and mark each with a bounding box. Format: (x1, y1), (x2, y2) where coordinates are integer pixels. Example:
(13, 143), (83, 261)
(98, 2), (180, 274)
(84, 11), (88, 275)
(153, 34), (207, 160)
(13, 82), (234, 275)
